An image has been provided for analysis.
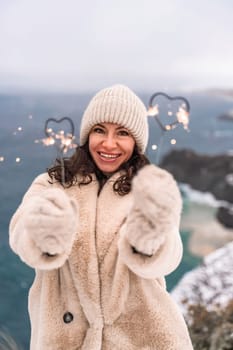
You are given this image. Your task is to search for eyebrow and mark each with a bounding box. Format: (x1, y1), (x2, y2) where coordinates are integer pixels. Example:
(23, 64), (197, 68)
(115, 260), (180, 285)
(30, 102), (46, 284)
(94, 123), (128, 130)
(94, 123), (105, 128)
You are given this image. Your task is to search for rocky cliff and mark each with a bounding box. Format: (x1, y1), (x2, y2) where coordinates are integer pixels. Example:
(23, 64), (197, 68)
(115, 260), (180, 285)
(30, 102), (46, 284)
(160, 149), (233, 228)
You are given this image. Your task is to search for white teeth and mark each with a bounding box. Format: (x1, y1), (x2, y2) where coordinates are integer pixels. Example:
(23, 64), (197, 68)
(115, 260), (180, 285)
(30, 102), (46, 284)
(99, 152), (119, 159)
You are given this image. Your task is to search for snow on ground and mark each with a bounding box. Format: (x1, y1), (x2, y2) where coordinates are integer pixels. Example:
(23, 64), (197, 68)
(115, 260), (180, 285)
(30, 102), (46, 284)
(171, 241), (233, 316)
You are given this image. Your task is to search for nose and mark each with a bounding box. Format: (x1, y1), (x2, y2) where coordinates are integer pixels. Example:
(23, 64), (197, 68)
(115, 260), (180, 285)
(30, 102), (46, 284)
(102, 134), (117, 149)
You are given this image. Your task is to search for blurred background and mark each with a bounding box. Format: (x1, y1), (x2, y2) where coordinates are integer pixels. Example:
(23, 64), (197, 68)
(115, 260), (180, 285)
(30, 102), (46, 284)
(0, 1), (233, 349)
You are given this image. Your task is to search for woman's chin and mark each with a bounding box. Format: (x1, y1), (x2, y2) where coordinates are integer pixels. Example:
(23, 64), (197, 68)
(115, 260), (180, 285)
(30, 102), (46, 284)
(98, 164), (119, 174)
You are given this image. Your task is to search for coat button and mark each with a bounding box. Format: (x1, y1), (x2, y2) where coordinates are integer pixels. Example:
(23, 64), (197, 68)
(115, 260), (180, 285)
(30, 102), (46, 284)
(63, 312), (74, 323)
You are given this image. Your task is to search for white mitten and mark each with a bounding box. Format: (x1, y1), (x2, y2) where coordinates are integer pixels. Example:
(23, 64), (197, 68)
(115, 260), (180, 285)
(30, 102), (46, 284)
(126, 164), (182, 256)
(24, 188), (78, 256)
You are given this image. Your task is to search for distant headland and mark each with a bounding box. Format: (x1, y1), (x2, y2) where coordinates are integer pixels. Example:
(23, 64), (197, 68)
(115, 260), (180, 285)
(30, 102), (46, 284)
(160, 149), (233, 229)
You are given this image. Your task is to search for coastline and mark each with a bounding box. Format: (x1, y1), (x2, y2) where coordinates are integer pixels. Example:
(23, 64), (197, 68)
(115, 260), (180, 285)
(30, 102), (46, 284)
(181, 200), (233, 258)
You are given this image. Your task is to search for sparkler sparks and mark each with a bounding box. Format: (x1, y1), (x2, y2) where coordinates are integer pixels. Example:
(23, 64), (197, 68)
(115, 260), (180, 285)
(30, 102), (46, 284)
(148, 92), (190, 132)
(42, 128), (76, 153)
(13, 126), (23, 135)
(42, 117), (77, 154)
(42, 117), (77, 185)
(1, 113), (77, 169)
(148, 104), (159, 117)
(176, 106), (190, 130)
(147, 92), (191, 163)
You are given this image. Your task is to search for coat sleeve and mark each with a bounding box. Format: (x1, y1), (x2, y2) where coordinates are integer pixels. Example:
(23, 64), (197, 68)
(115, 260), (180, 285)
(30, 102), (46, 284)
(118, 224), (183, 279)
(9, 173), (77, 270)
(118, 164), (183, 279)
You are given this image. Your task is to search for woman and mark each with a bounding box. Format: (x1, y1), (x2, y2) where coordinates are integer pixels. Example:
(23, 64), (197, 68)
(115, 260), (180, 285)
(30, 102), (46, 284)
(9, 85), (193, 349)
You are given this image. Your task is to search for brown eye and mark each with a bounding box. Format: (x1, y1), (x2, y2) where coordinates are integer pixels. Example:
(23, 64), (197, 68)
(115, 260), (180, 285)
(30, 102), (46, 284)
(118, 129), (130, 136)
(92, 127), (105, 134)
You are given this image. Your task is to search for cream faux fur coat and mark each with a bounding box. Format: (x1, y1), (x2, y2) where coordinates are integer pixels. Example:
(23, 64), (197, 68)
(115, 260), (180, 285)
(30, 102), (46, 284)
(9, 165), (193, 350)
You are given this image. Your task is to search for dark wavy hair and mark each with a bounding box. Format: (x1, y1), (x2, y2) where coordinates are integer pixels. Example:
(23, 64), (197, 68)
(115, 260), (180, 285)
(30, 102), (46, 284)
(47, 142), (150, 195)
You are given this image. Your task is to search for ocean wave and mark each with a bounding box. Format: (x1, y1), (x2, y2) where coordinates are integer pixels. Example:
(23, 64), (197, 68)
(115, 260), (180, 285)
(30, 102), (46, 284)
(180, 183), (231, 209)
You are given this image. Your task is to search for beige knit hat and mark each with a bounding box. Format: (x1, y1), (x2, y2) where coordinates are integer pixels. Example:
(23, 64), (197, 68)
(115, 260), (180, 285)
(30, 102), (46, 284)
(79, 84), (149, 153)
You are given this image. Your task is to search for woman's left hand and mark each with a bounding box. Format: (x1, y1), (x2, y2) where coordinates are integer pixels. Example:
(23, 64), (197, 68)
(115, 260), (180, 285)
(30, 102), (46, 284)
(125, 165), (182, 256)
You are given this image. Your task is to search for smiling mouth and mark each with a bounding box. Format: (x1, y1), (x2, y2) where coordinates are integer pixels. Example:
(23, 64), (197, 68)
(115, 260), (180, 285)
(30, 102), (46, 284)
(98, 152), (121, 160)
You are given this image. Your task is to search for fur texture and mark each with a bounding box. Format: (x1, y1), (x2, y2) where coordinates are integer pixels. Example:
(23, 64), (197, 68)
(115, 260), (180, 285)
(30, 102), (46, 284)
(125, 165), (182, 256)
(24, 188), (78, 256)
(9, 166), (193, 350)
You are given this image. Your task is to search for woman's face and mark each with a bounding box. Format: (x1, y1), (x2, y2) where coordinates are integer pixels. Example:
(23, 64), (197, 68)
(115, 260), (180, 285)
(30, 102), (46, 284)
(88, 122), (135, 174)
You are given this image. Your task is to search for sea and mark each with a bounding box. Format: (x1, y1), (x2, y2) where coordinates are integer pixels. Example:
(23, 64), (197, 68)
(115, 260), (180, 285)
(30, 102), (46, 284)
(0, 90), (233, 349)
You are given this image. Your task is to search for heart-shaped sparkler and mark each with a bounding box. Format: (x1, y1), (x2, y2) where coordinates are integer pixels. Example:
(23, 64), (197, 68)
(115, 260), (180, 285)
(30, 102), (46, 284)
(147, 92), (191, 164)
(43, 117), (77, 185)
(44, 117), (75, 152)
(148, 92), (190, 131)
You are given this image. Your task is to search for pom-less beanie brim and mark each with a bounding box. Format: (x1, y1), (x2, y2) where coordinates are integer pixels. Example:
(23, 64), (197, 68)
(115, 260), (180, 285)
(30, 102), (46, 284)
(79, 84), (149, 153)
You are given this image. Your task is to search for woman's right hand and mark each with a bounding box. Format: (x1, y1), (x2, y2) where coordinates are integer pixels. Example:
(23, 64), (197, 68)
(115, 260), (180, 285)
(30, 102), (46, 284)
(24, 188), (78, 257)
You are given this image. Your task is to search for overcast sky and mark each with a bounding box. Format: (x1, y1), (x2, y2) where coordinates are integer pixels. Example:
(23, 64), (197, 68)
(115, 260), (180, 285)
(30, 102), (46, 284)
(0, 0), (233, 93)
